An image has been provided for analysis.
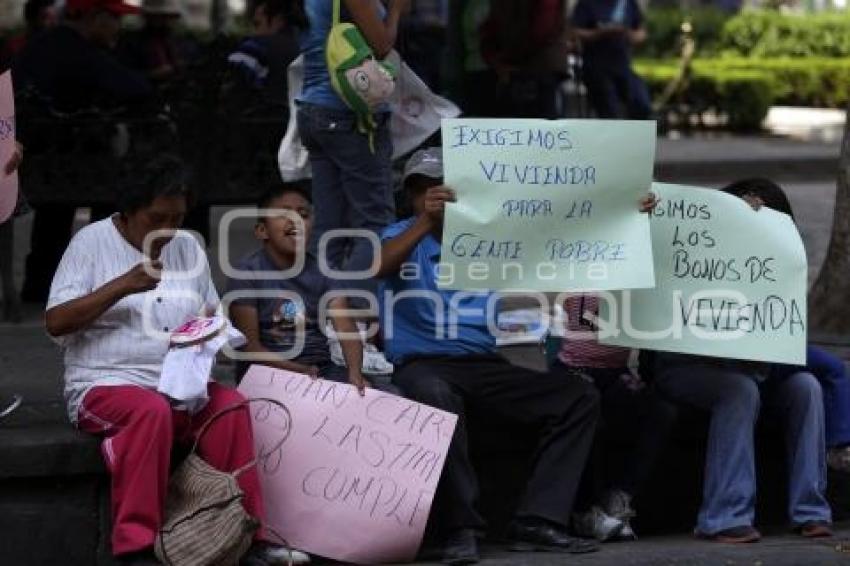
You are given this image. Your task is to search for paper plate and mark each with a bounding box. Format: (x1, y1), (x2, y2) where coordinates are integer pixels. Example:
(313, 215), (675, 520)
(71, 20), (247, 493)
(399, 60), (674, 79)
(170, 315), (226, 346)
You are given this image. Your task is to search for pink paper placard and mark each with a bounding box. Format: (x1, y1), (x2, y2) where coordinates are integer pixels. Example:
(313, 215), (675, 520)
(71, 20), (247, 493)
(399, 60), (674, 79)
(238, 365), (457, 564)
(0, 71), (16, 224)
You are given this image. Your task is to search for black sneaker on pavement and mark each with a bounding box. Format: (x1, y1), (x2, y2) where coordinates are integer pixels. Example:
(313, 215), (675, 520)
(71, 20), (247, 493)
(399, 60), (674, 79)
(441, 528), (480, 565)
(506, 518), (600, 554)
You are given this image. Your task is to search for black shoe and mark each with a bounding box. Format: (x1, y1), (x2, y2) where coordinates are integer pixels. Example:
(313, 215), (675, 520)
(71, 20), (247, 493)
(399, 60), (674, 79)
(116, 549), (160, 565)
(441, 528), (480, 565)
(507, 519), (599, 554)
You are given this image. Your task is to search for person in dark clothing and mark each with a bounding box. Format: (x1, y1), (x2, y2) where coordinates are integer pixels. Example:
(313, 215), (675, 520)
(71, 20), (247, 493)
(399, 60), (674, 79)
(477, 0), (569, 119)
(118, 0), (191, 83)
(13, 0), (152, 303)
(227, 0), (301, 106)
(571, 0), (651, 119)
(378, 148), (601, 565)
(0, 0), (58, 70)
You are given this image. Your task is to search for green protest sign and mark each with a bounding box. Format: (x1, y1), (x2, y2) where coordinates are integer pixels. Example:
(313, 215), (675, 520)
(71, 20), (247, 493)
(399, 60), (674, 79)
(437, 118), (656, 292)
(599, 183), (807, 365)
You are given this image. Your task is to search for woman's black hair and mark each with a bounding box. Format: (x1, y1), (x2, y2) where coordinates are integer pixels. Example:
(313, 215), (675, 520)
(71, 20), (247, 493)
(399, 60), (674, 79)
(252, 0), (307, 29)
(721, 177), (796, 221)
(117, 154), (193, 215)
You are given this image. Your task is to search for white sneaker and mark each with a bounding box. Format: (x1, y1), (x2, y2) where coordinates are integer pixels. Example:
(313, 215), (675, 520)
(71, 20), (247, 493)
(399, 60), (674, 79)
(244, 542), (311, 565)
(827, 446), (850, 472)
(601, 489), (639, 540)
(618, 520), (638, 541)
(572, 506), (625, 542)
(265, 547), (310, 565)
(601, 489), (636, 520)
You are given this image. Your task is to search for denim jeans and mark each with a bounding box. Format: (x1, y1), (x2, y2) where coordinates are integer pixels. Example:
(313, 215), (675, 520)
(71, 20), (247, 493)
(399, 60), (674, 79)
(655, 358), (831, 534)
(296, 102), (394, 301)
(774, 345), (850, 448)
(582, 65), (652, 120)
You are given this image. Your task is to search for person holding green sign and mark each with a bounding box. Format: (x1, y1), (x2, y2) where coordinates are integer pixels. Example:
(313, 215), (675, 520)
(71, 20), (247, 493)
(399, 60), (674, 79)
(724, 178), (850, 474)
(377, 148), (601, 564)
(648, 180), (833, 543)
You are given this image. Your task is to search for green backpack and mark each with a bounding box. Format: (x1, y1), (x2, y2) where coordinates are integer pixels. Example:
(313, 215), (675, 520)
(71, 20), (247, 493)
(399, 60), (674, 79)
(326, 0), (397, 148)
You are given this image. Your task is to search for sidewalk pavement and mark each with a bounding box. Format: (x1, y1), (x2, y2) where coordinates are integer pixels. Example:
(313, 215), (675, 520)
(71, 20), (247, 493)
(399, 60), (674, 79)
(655, 133), (841, 184)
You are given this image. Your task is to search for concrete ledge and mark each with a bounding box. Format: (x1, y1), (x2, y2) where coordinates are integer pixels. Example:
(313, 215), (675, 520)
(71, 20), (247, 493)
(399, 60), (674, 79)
(0, 423), (104, 479)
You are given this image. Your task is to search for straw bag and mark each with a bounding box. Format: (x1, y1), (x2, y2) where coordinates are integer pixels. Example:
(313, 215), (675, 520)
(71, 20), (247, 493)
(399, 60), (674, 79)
(155, 398), (292, 566)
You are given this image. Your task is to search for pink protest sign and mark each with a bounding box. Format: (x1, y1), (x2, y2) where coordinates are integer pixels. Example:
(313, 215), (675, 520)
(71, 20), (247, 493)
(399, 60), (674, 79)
(238, 365), (457, 564)
(0, 71), (17, 224)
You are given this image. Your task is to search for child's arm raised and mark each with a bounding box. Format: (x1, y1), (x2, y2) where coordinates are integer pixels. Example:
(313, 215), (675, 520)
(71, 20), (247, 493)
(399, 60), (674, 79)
(327, 296), (370, 396)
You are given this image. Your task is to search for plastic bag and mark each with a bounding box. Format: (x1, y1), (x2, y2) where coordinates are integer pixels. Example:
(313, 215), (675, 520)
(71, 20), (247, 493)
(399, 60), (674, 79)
(278, 52), (461, 182)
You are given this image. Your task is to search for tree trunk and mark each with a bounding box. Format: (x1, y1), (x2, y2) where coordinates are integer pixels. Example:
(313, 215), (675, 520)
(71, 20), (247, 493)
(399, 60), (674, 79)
(808, 103), (850, 336)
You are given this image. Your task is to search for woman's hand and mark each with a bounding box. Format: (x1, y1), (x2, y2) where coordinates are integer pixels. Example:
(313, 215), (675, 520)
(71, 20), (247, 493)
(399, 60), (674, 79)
(4, 142), (22, 175)
(639, 192), (659, 213)
(117, 261), (162, 295)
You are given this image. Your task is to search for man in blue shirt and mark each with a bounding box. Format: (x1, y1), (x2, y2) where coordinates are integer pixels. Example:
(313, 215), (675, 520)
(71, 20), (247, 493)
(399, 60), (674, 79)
(572, 0), (651, 119)
(377, 148), (600, 564)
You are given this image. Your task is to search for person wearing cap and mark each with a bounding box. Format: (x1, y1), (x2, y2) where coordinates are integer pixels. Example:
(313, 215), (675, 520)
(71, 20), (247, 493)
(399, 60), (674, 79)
(376, 147), (602, 564)
(118, 0), (191, 82)
(12, 0), (153, 304)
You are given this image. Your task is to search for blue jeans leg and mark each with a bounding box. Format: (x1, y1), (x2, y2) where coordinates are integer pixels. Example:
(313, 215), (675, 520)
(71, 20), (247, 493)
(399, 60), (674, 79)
(297, 103), (394, 297)
(656, 365), (760, 534)
(807, 346), (850, 447)
(763, 371), (831, 526)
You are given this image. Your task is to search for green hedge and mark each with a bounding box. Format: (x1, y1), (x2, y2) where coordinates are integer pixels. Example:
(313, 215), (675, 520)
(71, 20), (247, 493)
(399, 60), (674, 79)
(641, 7), (731, 58)
(641, 8), (850, 59)
(720, 9), (850, 58)
(635, 57), (850, 129)
(635, 61), (774, 130)
(698, 58), (850, 108)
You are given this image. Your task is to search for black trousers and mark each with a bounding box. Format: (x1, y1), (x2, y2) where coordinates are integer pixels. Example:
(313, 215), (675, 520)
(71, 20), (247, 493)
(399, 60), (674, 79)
(393, 354), (600, 531)
(564, 365), (677, 510)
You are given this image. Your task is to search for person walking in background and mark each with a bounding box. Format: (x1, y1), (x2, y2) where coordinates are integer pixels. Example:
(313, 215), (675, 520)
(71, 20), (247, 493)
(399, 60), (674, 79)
(118, 0), (191, 83)
(296, 0), (409, 309)
(0, 0), (58, 70)
(478, 0), (569, 119)
(13, 0), (152, 304)
(226, 0), (302, 107)
(571, 0), (651, 119)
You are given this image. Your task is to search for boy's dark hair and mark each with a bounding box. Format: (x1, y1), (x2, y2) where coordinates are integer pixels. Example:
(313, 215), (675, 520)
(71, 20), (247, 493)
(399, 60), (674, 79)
(117, 154), (193, 215)
(251, 0), (307, 29)
(721, 177), (795, 221)
(256, 182), (312, 211)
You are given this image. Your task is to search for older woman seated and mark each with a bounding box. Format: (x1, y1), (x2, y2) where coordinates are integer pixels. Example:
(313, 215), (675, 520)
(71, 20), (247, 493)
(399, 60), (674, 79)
(45, 155), (304, 566)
